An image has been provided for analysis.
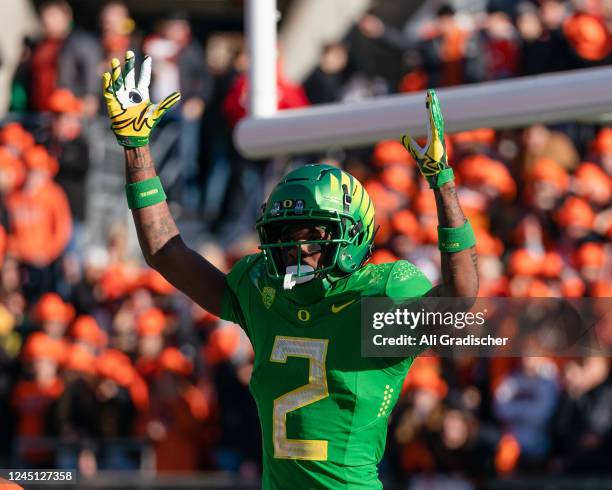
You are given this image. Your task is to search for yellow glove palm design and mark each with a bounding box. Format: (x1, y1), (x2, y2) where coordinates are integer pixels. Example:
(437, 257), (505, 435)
(401, 89), (454, 189)
(103, 51), (181, 147)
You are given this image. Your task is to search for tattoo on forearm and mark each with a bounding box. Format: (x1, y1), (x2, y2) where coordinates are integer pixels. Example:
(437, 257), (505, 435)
(470, 248), (478, 268)
(125, 147), (155, 182)
(434, 183), (465, 227)
(433, 182), (479, 297)
(124, 145), (179, 258)
(140, 213), (179, 253)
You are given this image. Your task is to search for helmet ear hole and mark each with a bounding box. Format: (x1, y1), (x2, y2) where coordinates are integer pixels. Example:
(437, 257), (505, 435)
(337, 244), (360, 273)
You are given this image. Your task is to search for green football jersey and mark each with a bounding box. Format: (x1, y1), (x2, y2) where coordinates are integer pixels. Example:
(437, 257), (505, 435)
(220, 254), (432, 489)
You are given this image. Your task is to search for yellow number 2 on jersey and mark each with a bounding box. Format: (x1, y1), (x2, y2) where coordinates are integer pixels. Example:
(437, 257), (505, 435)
(270, 336), (329, 461)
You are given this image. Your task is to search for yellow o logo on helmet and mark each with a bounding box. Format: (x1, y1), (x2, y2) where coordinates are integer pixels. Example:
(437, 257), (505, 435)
(297, 309), (310, 322)
(282, 199), (293, 208)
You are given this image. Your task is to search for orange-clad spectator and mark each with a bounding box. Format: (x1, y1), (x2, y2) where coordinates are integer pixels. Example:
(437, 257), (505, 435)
(94, 348), (142, 470)
(34, 293), (74, 339)
(53, 344), (100, 471)
(13, 333), (65, 466)
(97, 349), (149, 413)
(71, 315), (107, 353)
(592, 126), (612, 155)
(146, 347), (208, 472)
(370, 248), (399, 265)
(555, 197), (595, 239)
(426, 6), (473, 86)
(22, 331), (68, 365)
(475, 227), (504, 258)
(0, 123), (35, 156)
(359, 5), (481, 87)
(561, 273), (586, 298)
(592, 280), (612, 297)
(29, 0), (101, 115)
(47, 88), (90, 236)
(398, 69), (428, 93)
(136, 308), (166, 379)
(563, 11), (611, 63)
(475, 228), (507, 297)
(413, 190), (438, 244)
(540, 251), (564, 279)
(458, 154), (516, 201)
(0, 226), (5, 271)
(0, 148), (26, 194)
(573, 162), (611, 207)
(99, 1), (136, 64)
(364, 180), (403, 217)
(481, 10), (520, 80)
(203, 322), (252, 366)
(391, 209), (422, 243)
(380, 165), (418, 199)
(223, 60), (309, 128)
(592, 126), (612, 174)
(138, 269), (175, 296)
(48, 88), (82, 114)
(372, 140), (413, 167)
(6, 145), (72, 298)
(136, 308), (166, 337)
(29, 1), (70, 112)
(574, 242), (605, 283)
(98, 263), (138, 301)
(64, 343), (97, 376)
(452, 128), (494, 165)
(528, 158), (570, 211)
(402, 356), (448, 398)
(508, 249), (543, 297)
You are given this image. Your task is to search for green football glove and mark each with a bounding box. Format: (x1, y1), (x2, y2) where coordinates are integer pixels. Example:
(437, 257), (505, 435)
(103, 51), (181, 148)
(401, 89), (454, 189)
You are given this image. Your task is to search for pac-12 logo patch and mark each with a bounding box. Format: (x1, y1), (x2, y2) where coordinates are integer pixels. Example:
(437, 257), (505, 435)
(261, 286), (276, 309)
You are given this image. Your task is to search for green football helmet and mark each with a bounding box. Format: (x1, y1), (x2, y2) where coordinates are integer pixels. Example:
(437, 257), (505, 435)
(256, 164), (376, 283)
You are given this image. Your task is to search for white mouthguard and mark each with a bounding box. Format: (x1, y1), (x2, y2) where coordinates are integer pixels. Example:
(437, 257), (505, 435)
(283, 265), (315, 290)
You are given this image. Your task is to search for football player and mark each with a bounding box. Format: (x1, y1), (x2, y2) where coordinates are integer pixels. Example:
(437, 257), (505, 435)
(103, 52), (478, 489)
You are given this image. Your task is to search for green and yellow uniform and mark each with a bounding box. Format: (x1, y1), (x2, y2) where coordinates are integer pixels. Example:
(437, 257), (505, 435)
(100, 53), (462, 490)
(221, 254), (431, 489)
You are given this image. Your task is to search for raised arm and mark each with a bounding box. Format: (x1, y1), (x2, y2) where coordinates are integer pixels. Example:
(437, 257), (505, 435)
(402, 90), (479, 297)
(103, 51), (227, 315)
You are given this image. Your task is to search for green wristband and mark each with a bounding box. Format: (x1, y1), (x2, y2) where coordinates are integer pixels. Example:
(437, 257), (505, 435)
(125, 177), (167, 209)
(438, 220), (476, 253)
(428, 167), (455, 189)
(115, 134), (149, 148)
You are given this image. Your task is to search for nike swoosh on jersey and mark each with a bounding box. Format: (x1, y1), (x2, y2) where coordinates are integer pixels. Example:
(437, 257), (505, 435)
(331, 300), (356, 314)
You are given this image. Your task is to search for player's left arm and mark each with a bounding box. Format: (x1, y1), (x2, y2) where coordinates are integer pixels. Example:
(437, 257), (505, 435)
(402, 90), (479, 298)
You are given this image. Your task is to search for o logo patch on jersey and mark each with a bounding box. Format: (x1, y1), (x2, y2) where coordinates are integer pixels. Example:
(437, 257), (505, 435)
(297, 309), (310, 322)
(261, 286), (276, 309)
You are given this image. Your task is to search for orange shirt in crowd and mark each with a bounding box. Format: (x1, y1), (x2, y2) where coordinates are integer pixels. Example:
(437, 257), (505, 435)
(11, 378), (64, 464)
(6, 180), (72, 266)
(0, 225), (5, 269)
(30, 40), (63, 112)
(150, 388), (208, 472)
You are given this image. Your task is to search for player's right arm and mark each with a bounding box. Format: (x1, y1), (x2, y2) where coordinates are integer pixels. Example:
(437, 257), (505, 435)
(103, 52), (226, 316)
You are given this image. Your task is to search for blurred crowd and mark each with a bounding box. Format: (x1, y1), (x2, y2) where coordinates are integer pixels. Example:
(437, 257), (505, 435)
(0, 0), (611, 486)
